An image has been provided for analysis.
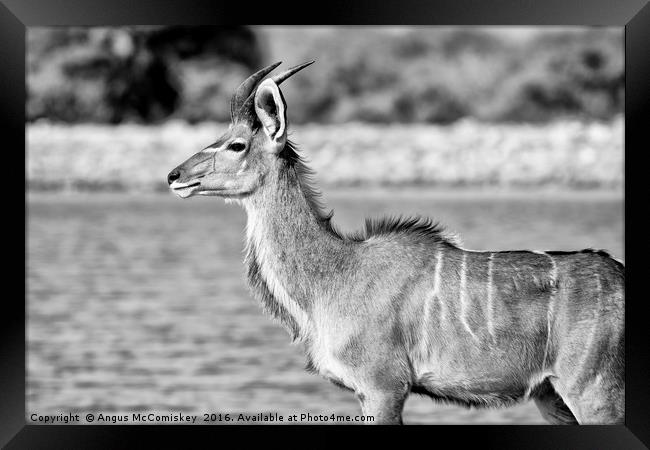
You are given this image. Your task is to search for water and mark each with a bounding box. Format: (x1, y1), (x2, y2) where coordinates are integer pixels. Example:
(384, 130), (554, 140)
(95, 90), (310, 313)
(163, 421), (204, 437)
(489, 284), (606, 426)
(27, 190), (623, 424)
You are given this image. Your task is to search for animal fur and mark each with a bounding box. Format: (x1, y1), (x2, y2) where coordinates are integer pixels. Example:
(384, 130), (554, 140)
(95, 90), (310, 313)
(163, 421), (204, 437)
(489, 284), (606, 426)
(168, 63), (625, 424)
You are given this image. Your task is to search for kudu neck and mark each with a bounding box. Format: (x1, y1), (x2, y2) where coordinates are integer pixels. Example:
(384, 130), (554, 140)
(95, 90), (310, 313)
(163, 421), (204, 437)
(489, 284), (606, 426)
(244, 158), (331, 240)
(242, 157), (340, 324)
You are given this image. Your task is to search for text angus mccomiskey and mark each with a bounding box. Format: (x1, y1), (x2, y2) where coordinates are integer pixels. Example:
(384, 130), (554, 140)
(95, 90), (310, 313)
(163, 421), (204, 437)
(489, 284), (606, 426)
(29, 412), (374, 424)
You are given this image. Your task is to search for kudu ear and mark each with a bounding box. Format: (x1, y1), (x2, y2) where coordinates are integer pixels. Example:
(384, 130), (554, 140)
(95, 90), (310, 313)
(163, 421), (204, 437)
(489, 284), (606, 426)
(254, 78), (287, 153)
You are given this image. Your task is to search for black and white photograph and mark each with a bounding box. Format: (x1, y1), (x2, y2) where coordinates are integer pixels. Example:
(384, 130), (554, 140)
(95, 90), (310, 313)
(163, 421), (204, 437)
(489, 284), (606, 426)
(26, 26), (626, 426)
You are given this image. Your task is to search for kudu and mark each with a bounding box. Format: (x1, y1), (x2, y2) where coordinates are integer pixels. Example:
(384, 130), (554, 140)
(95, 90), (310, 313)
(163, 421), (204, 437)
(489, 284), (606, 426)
(168, 61), (624, 425)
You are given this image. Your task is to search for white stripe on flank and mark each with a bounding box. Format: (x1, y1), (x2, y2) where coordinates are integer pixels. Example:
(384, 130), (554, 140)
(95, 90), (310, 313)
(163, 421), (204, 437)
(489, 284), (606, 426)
(486, 253), (495, 338)
(580, 273), (601, 372)
(420, 249), (444, 359)
(541, 252), (558, 369)
(459, 253), (478, 341)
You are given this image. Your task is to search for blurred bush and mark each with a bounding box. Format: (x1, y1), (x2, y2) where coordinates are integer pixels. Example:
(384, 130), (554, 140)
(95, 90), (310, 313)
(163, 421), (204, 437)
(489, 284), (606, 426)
(27, 26), (262, 124)
(27, 27), (623, 124)
(27, 119), (623, 191)
(485, 30), (624, 121)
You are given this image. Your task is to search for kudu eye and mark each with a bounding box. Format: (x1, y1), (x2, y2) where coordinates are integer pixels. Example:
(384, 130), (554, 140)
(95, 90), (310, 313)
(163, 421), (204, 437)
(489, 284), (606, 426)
(228, 141), (247, 152)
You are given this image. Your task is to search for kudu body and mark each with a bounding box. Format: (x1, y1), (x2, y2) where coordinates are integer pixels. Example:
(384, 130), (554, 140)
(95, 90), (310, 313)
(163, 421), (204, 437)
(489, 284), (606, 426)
(168, 62), (625, 424)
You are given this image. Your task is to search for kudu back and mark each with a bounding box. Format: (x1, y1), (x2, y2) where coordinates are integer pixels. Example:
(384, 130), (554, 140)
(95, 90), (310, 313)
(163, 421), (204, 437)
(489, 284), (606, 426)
(168, 61), (624, 424)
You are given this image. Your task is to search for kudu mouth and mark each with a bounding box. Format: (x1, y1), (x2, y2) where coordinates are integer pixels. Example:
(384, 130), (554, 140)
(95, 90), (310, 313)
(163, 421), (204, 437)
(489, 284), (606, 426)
(169, 174), (206, 198)
(171, 180), (201, 190)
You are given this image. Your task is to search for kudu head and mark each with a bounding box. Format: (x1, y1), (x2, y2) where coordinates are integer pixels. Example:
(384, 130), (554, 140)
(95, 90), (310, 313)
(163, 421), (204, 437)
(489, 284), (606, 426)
(167, 60), (314, 199)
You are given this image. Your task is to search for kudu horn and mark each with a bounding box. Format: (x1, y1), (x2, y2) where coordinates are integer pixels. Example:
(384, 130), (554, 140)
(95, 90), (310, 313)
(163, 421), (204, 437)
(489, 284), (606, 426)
(230, 61), (282, 121)
(233, 60), (316, 123)
(271, 60), (315, 85)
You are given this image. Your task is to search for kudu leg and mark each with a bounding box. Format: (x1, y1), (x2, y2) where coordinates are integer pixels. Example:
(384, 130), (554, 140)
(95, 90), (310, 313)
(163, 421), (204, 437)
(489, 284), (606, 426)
(550, 328), (625, 424)
(552, 377), (624, 425)
(358, 390), (407, 425)
(532, 380), (579, 425)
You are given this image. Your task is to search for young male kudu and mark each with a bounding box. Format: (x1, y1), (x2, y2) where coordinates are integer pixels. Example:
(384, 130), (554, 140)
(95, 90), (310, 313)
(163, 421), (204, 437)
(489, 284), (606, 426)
(168, 61), (625, 425)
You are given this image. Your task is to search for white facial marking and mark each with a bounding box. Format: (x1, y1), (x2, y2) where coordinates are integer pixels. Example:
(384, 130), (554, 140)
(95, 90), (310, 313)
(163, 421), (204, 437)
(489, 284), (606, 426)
(237, 160), (248, 175)
(201, 140), (230, 154)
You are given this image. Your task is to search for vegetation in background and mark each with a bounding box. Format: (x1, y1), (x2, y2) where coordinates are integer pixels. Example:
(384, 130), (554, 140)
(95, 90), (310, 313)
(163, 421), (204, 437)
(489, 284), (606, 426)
(27, 119), (623, 192)
(27, 27), (623, 125)
(28, 26), (261, 123)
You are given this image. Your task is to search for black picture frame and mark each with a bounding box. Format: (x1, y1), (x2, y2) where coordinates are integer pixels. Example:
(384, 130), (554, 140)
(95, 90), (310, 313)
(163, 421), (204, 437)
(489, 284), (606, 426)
(4, 0), (649, 447)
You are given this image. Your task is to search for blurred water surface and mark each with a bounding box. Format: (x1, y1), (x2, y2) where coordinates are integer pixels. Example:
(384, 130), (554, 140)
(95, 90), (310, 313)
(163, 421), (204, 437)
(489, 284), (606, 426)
(27, 190), (623, 424)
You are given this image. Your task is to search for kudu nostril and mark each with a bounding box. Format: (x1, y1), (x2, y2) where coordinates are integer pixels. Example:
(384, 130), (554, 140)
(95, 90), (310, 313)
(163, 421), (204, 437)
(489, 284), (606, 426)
(167, 170), (181, 185)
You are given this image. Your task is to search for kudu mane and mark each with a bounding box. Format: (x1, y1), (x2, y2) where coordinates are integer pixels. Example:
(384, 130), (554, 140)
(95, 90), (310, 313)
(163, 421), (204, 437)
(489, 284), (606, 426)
(278, 139), (460, 246)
